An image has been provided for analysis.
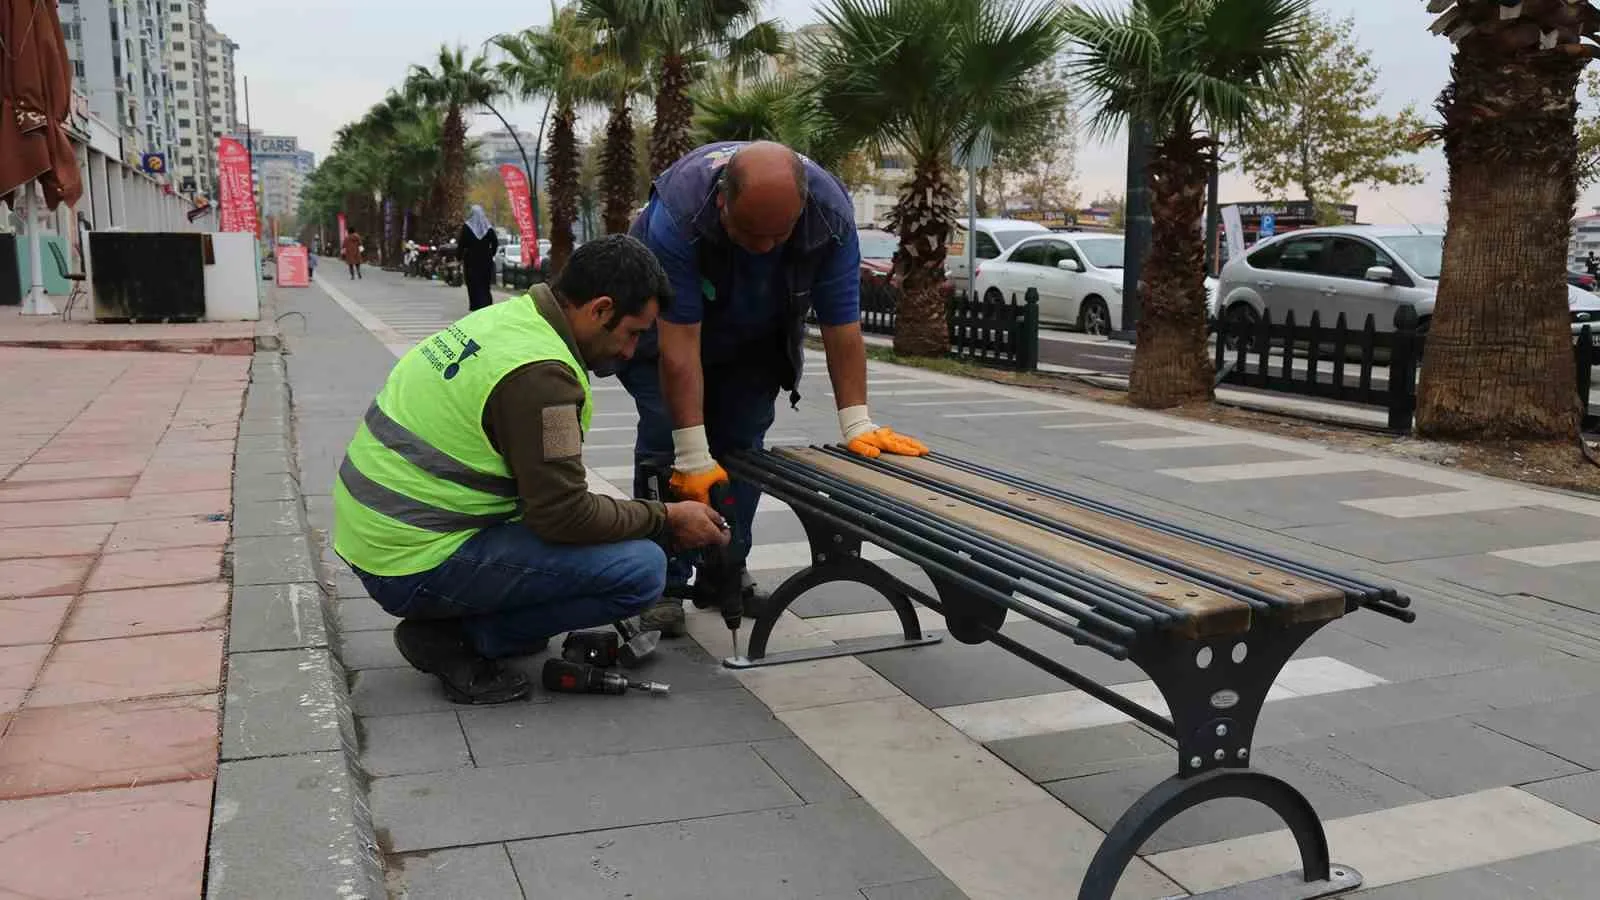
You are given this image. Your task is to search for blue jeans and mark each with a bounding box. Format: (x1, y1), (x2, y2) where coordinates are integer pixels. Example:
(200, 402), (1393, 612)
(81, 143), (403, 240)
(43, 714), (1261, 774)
(615, 354), (780, 589)
(348, 524), (667, 658)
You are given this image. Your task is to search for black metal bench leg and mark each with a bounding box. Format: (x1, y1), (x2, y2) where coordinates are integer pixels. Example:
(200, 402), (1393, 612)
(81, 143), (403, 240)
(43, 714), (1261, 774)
(723, 517), (942, 670)
(1078, 768), (1361, 900)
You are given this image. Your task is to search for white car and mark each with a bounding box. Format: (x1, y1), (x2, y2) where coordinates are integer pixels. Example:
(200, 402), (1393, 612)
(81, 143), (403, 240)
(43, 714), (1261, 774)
(945, 218), (1052, 293)
(1215, 224), (1599, 344)
(973, 232), (1129, 334)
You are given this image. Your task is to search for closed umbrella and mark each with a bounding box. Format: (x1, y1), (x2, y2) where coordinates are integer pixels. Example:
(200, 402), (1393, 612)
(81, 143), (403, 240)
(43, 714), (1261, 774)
(1, 0), (83, 207)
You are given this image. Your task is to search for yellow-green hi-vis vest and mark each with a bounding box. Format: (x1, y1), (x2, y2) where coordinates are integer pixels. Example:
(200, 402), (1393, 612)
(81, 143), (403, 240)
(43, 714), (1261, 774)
(333, 293), (593, 576)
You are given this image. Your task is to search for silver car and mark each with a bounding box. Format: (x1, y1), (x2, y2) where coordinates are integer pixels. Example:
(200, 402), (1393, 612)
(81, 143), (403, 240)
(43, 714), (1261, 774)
(1215, 224), (1600, 345)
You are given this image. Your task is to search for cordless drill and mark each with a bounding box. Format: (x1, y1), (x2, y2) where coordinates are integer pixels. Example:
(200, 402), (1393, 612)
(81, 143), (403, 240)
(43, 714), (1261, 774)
(642, 465), (746, 659)
(541, 659), (669, 696)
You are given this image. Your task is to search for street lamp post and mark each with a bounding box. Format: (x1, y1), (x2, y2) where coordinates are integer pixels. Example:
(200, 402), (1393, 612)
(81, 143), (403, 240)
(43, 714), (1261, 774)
(479, 102), (539, 232)
(1116, 121), (1153, 342)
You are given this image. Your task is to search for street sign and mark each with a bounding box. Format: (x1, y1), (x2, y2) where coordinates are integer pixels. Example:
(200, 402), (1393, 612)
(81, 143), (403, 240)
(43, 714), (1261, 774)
(1259, 213), (1276, 239)
(953, 127), (995, 170)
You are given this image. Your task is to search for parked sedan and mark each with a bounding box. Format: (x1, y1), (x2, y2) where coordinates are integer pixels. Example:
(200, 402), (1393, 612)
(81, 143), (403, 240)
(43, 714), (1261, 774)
(973, 233), (1127, 333)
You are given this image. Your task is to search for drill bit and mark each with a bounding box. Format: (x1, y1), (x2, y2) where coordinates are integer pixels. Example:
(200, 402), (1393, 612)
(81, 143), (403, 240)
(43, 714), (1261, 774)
(730, 624), (741, 662)
(628, 679), (671, 695)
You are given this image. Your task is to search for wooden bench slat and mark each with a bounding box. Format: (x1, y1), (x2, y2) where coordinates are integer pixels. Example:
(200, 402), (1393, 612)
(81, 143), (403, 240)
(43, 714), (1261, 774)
(880, 456), (1348, 625)
(780, 448), (1253, 638)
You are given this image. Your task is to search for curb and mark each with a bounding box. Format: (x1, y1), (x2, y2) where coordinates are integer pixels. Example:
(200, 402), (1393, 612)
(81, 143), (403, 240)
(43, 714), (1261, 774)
(206, 349), (385, 899)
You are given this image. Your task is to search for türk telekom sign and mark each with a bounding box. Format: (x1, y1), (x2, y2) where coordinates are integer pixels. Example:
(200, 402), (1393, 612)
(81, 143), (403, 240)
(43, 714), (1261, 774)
(217, 137), (258, 236)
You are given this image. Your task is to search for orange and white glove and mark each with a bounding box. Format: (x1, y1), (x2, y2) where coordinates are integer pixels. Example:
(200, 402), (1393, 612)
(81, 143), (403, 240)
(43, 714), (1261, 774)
(839, 405), (930, 459)
(668, 425), (728, 503)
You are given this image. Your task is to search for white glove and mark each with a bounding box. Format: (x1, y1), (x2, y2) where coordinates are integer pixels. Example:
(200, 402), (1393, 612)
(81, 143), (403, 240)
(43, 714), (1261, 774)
(838, 405), (876, 442)
(671, 425), (717, 473)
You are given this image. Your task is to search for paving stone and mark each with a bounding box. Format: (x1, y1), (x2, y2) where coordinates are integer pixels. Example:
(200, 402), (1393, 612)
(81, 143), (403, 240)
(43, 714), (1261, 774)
(358, 712), (473, 777)
(207, 752), (384, 900)
(372, 743), (801, 851)
(1044, 739), (1430, 853)
(862, 876), (970, 900)
(752, 737), (858, 802)
(232, 472), (298, 504)
(221, 648), (351, 761)
(237, 417), (288, 436)
(227, 582), (327, 653)
(233, 451), (294, 478)
(1525, 771), (1600, 825)
(779, 560), (933, 618)
(387, 844), (523, 899)
(859, 621), (1142, 709)
(338, 628), (406, 670)
(350, 666), (542, 718)
(987, 722), (1174, 784)
(230, 534), (316, 586)
(1325, 716), (1583, 798)
(460, 686), (788, 766)
(507, 799), (938, 900)
(1472, 693), (1600, 769)
(1284, 507), (1600, 564)
(1351, 840), (1600, 900)
(235, 433), (289, 455)
(231, 499), (301, 537)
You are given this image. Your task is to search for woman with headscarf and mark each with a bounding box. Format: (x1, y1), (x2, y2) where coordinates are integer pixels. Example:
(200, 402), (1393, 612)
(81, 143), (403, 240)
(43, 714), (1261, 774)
(457, 205), (499, 311)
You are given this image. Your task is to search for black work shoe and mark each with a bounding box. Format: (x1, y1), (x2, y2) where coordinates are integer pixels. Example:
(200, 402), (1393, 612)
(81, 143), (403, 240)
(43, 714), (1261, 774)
(393, 619), (532, 705)
(638, 597), (687, 637)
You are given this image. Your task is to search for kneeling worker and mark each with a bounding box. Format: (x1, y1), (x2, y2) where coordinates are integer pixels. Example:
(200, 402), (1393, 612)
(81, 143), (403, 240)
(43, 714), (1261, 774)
(332, 235), (730, 705)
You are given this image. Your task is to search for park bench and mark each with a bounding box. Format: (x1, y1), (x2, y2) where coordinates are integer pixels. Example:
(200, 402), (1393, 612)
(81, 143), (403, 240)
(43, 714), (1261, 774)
(722, 446), (1417, 900)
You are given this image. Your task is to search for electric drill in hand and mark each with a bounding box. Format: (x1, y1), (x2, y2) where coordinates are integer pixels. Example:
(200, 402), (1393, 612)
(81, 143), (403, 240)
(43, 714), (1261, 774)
(703, 480), (745, 659)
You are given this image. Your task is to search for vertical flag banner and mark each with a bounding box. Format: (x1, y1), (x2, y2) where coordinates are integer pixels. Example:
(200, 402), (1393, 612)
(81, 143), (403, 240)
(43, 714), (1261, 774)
(337, 212), (348, 251)
(499, 164), (537, 267)
(217, 138), (257, 234)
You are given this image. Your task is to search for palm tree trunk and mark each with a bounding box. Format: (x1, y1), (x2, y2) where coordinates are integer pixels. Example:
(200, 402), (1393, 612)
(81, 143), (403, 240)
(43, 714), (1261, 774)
(601, 98), (637, 235)
(547, 103), (580, 276)
(650, 55), (695, 178)
(432, 104), (469, 243)
(889, 159), (958, 357)
(1128, 135), (1213, 408)
(1415, 41), (1583, 440)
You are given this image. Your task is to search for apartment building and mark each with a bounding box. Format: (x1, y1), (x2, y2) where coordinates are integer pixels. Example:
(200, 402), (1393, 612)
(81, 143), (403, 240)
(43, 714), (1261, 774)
(203, 24), (240, 140)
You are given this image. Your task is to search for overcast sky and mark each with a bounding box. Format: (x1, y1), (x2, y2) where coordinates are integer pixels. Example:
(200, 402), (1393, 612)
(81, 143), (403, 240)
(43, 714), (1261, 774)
(206, 0), (1598, 225)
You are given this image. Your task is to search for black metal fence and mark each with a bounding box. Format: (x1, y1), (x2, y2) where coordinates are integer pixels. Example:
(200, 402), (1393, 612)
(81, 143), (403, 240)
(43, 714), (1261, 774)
(1212, 305), (1598, 432)
(856, 275), (1040, 372)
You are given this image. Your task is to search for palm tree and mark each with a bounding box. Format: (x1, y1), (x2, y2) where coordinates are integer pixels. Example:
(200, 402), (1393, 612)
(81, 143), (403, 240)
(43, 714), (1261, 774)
(692, 74), (851, 170)
(579, 4), (650, 233)
(809, 0), (1065, 357)
(1061, 0), (1310, 408)
(495, 5), (606, 274)
(581, 0), (785, 179)
(404, 45), (503, 243)
(1414, 3), (1600, 440)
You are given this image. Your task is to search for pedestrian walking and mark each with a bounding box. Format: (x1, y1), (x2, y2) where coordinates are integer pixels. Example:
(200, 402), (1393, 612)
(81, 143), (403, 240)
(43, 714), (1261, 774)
(343, 229), (364, 279)
(458, 205), (499, 311)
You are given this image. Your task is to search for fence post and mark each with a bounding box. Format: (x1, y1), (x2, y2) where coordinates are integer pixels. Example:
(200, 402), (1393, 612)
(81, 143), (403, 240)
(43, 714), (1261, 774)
(1019, 287), (1041, 371)
(1388, 304), (1421, 433)
(1577, 325), (1594, 423)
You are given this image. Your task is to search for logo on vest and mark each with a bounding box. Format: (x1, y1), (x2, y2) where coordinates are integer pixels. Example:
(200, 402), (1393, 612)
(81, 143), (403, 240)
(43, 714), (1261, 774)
(419, 326), (482, 380)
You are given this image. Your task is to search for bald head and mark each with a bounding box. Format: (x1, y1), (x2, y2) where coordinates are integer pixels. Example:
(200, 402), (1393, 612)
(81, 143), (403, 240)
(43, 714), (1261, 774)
(718, 141), (808, 255)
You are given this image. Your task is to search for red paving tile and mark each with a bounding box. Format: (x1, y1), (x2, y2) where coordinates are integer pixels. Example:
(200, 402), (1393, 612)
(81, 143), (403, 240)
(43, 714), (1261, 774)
(104, 516), (230, 554)
(0, 779), (213, 898)
(28, 441), (161, 464)
(129, 468), (232, 496)
(86, 547), (222, 592)
(0, 644), (49, 714)
(5, 457), (153, 483)
(0, 497), (127, 528)
(119, 490), (230, 522)
(0, 524), (113, 560)
(0, 476), (136, 503)
(0, 695), (219, 799)
(28, 631), (223, 708)
(62, 583), (227, 642)
(0, 556), (94, 598)
(0, 596), (72, 647)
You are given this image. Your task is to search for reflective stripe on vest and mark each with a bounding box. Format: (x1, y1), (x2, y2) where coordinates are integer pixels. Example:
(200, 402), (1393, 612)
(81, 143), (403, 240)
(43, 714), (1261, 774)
(332, 292), (592, 576)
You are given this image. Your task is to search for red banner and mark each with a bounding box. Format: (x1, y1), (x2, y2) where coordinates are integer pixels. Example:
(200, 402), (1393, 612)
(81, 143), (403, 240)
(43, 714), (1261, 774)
(217, 138), (257, 235)
(499, 164), (537, 267)
(337, 213), (348, 252)
(276, 246), (310, 287)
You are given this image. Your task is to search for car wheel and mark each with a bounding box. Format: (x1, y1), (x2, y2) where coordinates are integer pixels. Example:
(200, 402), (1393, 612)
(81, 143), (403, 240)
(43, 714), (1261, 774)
(1222, 302), (1261, 351)
(1078, 296), (1111, 336)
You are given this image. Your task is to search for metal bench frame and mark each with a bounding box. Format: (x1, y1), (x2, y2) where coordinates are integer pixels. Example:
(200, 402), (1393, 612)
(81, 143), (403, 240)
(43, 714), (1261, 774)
(723, 447), (1415, 900)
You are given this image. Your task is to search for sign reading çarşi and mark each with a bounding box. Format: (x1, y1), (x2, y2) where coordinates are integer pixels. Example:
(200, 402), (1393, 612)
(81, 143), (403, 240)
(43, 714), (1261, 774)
(217, 138), (258, 235)
(499, 164), (538, 267)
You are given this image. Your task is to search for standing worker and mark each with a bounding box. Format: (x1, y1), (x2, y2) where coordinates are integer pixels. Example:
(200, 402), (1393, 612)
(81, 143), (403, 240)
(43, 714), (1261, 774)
(458, 204), (500, 311)
(619, 141), (929, 636)
(343, 228), (364, 279)
(332, 235), (731, 704)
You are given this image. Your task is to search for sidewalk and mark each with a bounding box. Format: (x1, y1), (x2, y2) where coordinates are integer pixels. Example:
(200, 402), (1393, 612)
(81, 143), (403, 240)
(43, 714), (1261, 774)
(0, 346), (246, 897)
(258, 268), (1600, 898)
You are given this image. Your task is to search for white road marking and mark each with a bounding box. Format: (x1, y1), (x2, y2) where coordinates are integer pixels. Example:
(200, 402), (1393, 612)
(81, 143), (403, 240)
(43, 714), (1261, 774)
(1158, 457), (1374, 483)
(900, 398), (1033, 408)
(1039, 421), (1128, 430)
(1344, 490), (1537, 519)
(1491, 539), (1600, 567)
(942, 409), (1075, 419)
(1101, 434), (1251, 451)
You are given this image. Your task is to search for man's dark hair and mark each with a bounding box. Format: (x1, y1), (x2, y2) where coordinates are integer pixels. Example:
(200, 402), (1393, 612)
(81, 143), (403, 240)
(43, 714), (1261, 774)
(722, 144), (809, 208)
(552, 234), (672, 327)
